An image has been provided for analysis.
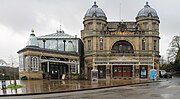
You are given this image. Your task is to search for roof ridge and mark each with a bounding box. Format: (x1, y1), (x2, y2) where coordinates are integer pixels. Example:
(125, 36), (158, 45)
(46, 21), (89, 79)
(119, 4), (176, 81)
(37, 32), (74, 39)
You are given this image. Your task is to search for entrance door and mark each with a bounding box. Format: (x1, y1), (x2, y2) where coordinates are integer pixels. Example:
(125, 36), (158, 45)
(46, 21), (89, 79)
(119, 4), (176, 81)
(126, 66), (132, 77)
(122, 67), (127, 77)
(117, 66), (122, 77)
(98, 66), (106, 79)
(113, 66), (122, 77)
(87, 67), (92, 80)
(49, 63), (68, 79)
(113, 66), (118, 76)
(113, 65), (132, 77)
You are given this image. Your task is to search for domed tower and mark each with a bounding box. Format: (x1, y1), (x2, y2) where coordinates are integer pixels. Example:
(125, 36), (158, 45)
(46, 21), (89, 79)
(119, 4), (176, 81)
(136, 2), (160, 33)
(136, 2), (160, 76)
(26, 29), (39, 47)
(81, 2), (107, 79)
(82, 2), (107, 53)
(82, 2), (107, 36)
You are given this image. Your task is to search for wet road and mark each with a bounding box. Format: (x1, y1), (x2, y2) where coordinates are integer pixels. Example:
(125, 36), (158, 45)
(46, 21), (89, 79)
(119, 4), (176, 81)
(0, 79), (149, 95)
(1, 76), (180, 99)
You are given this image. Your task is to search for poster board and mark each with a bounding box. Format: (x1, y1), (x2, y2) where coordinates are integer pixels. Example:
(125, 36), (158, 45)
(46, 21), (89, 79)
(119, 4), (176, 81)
(150, 69), (157, 80)
(91, 69), (98, 81)
(62, 74), (66, 80)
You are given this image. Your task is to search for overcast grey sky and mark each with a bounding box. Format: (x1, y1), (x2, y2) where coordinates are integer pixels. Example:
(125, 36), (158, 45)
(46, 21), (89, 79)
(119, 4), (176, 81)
(0, 0), (179, 63)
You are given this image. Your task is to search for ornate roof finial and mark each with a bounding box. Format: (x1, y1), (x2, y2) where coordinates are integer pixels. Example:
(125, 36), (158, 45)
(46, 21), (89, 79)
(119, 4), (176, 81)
(94, 1), (96, 5)
(144, 1), (150, 7)
(31, 29), (34, 33)
(92, 1), (98, 8)
(30, 29), (35, 36)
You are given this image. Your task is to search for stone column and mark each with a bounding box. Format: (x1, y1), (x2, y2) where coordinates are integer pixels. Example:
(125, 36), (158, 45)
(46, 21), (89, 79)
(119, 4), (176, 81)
(68, 64), (71, 79)
(132, 65), (135, 79)
(106, 65), (111, 79)
(110, 65), (113, 79)
(77, 60), (80, 74)
(47, 61), (49, 73)
(135, 65), (140, 80)
(22, 55), (25, 71)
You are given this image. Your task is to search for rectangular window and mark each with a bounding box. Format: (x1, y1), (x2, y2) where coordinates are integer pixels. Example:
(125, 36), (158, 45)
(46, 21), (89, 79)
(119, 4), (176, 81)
(152, 22), (156, 31)
(71, 64), (76, 73)
(114, 67), (117, 72)
(99, 40), (103, 50)
(31, 57), (39, 71)
(118, 67), (122, 72)
(144, 23), (148, 30)
(25, 56), (29, 71)
(19, 54), (24, 71)
(142, 40), (146, 50)
(127, 67), (132, 72)
(154, 40), (157, 51)
(88, 40), (92, 50)
(123, 67), (127, 72)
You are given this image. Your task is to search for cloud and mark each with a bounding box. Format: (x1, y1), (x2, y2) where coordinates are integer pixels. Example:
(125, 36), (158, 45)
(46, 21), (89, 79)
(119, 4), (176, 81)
(0, 0), (180, 63)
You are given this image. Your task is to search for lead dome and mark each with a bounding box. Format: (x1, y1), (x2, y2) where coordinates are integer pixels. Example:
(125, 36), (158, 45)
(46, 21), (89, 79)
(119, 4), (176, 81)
(136, 2), (159, 21)
(84, 2), (106, 21)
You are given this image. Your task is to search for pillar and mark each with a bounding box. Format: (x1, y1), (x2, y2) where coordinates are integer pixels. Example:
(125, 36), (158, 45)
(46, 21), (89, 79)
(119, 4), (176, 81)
(106, 65), (111, 79)
(47, 61), (49, 73)
(68, 64), (71, 79)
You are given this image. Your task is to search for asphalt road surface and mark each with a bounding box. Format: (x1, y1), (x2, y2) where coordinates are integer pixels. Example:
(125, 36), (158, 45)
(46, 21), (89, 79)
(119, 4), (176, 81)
(1, 76), (180, 99)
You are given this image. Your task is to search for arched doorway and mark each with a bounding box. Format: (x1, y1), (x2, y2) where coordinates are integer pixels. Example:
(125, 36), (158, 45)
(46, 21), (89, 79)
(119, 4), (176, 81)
(111, 40), (134, 78)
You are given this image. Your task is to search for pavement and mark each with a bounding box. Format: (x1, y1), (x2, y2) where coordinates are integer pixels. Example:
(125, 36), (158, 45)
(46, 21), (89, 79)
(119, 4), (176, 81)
(0, 79), (153, 96)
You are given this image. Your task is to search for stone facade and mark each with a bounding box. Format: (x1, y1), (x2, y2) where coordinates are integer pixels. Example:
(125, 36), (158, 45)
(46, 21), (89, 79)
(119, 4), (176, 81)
(18, 2), (160, 80)
(81, 2), (160, 80)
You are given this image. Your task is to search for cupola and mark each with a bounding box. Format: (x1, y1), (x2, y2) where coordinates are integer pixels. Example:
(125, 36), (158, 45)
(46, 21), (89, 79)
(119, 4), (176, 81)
(84, 2), (107, 21)
(26, 29), (39, 47)
(136, 2), (159, 22)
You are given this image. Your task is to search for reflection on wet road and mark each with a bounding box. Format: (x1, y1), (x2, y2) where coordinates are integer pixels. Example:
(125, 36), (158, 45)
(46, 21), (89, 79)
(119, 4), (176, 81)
(1, 76), (180, 99)
(0, 79), (149, 95)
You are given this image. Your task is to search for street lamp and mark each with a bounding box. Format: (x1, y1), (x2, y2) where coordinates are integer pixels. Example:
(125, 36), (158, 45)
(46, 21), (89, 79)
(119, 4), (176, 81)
(152, 52), (155, 70)
(2, 73), (5, 77)
(1, 73), (6, 89)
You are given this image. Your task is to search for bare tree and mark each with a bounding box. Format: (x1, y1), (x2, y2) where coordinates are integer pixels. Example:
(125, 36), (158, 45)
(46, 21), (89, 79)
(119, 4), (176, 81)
(167, 36), (180, 71)
(160, 56), (165, 66)
(167, 36), (180, 62)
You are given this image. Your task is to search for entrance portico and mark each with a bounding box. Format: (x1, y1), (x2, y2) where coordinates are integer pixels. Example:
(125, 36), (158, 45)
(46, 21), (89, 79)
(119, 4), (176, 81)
(93, 57), (154, 80)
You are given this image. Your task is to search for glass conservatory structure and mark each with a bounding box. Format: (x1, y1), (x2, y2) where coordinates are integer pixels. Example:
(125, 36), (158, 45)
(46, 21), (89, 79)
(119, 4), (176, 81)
(18, 30), (84, 80)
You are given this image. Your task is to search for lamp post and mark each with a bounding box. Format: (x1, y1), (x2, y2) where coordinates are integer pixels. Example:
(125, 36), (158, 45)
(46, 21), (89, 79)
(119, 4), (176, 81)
(2, 73), (6, 89)
(152, 53), (155, 70)
(2, 73), (5, 80)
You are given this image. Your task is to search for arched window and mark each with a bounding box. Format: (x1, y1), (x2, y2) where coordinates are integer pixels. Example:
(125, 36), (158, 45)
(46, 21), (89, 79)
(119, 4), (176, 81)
(142, 40), (146, 50)
(144, 22), (148, 30)
(31, 56), (39, 71)
(111, 40), (134, 53)
(154, 40), (157, 51)
(99, 38), (103, 50)
(25, 56), (29, 71)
